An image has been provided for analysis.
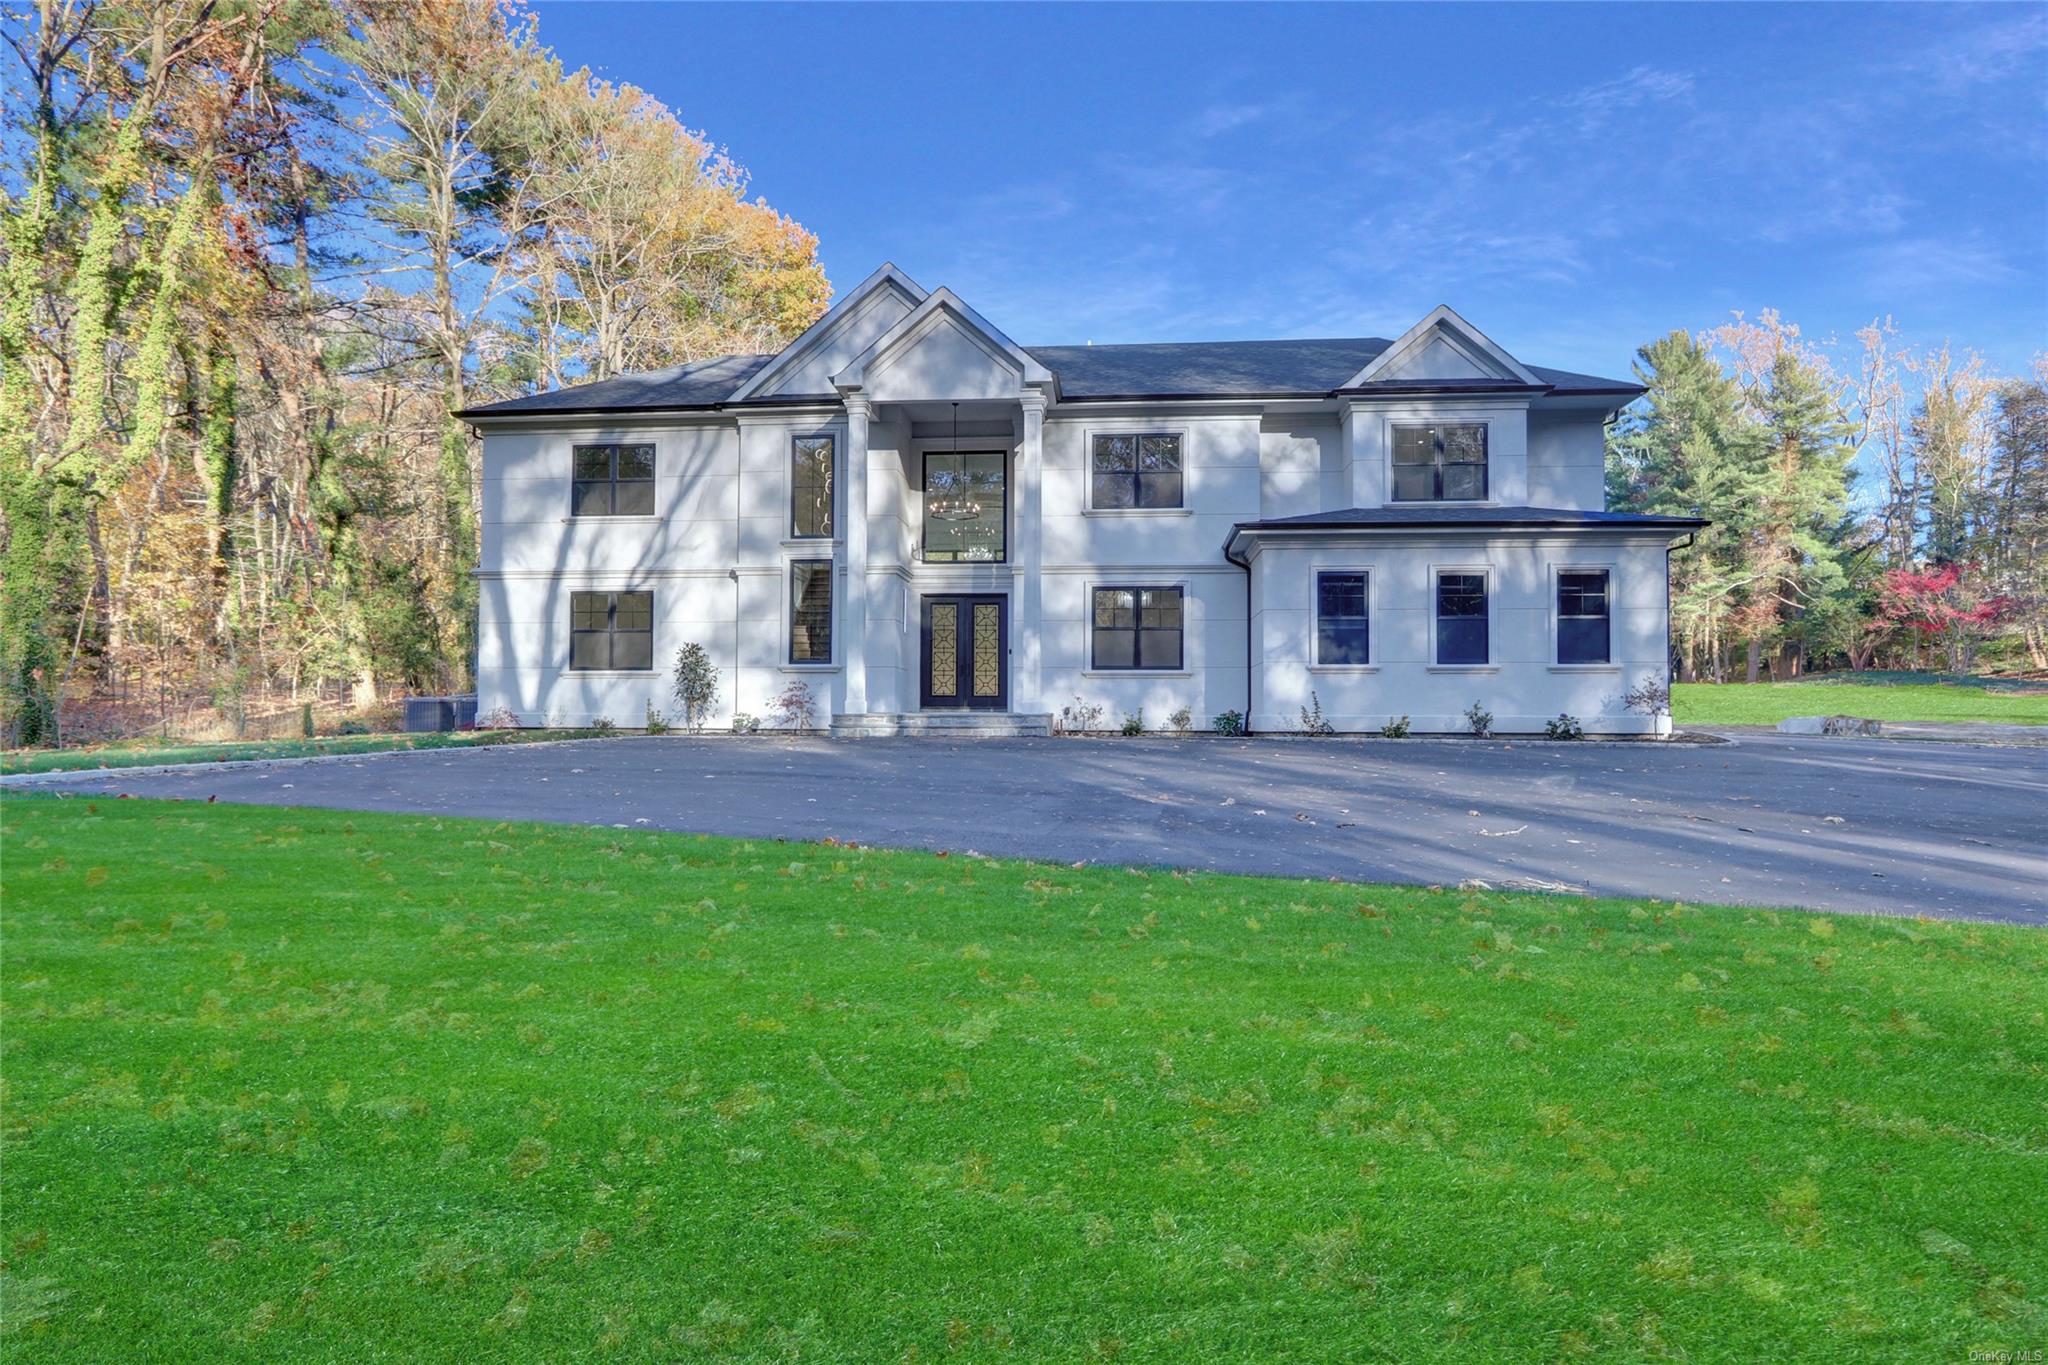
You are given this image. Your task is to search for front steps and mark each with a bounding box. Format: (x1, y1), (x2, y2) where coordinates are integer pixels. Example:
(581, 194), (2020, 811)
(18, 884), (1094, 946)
(830, 712), (1053, 739)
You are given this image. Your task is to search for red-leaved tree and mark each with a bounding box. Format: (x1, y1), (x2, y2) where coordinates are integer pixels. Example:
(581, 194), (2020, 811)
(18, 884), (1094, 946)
(1878, 564), (2012, 672)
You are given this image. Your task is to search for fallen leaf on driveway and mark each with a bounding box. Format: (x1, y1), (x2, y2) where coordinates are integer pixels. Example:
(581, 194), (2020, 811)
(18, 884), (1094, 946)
(1479, 825), (1528, 838)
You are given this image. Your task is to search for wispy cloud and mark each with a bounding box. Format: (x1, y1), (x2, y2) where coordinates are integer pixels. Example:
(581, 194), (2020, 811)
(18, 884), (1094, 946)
(1900, 10), (2048, 92)
(1188, 102), (1275, 138)
(1851, 236), (2015, 295)
(1555, 65), (1695, 129)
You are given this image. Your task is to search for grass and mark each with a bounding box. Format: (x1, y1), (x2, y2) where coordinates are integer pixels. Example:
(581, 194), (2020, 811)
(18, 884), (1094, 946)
(4, 798), (2044, 1361)
(1674, 675), (2048, 727)
(1, 727), (609, 776)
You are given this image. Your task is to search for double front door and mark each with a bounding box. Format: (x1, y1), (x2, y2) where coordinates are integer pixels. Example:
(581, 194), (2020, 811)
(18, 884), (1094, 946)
(920, 594), (1006, 710)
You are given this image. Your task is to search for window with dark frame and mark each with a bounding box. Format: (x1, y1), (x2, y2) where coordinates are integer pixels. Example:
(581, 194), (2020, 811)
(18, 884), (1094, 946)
(1091, 586), (1183, 670)
(568, 590), (653, 671)
(1316, 572), (1371, 665)
(1435, 572), (1489, 665)
(789, 559), (833, 663)
(571, 443), (655, 516)
(921, 451), (1007, 562)
(790, 435), (834, 539)
(1557, 570), (1612, 664)
(1090, 433), (1183, 509)
(1392, 424), (1487, 501)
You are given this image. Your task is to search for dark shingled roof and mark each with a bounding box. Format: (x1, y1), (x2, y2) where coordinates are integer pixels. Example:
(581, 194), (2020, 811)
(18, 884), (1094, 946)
(457, 339), (1639, 417)
(460, 353), (776, 416)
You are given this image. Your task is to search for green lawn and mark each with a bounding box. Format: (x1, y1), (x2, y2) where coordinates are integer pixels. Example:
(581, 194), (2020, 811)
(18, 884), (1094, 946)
(4, 799), (2043, 1361)
(1, 727), (605, 776)
(1674, 676), (2048, 727)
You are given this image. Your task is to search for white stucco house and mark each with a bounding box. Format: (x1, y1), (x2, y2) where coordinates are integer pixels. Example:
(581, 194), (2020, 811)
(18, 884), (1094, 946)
(458, 264), (1702, 736)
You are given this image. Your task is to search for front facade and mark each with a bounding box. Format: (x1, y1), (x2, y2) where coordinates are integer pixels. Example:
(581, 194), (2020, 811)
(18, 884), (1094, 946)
(461, 265), (1702, 736)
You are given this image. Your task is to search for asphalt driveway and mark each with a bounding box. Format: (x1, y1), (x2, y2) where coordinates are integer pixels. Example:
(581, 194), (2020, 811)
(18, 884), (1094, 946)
(14, 732), (2044, 923)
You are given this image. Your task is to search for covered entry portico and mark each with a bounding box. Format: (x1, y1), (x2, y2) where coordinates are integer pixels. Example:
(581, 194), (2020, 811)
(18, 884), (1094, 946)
(797, 286), (1055, 736)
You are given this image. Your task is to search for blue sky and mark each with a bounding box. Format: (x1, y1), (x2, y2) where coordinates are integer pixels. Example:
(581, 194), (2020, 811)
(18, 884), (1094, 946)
(533, 1), (2046, 380)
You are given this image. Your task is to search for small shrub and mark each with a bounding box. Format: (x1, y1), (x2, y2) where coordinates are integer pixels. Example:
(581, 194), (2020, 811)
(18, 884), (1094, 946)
(336, 720), (371, 736)
(1120, 708), (1145, 737)
(644, 703), (671, 735)
(1464, 701), (1493, 738)
(1380, 714), (1411, 738)
(477, 704), (520, 730)
(299, 702), (315, 739)
(1622, 676), (1672, 717)
(771, 680), (816, 732)
(731, 712), (761, 734)
(589, 715), (618, 735)
(1212, 709), (1245, 737)
(672, 643), (720, 733)
(1298, 691), (1334, 737)
(1544, 712), (1585, 740)
(1059, 695), (1105, 735)
(1168, 705), (1193, 735)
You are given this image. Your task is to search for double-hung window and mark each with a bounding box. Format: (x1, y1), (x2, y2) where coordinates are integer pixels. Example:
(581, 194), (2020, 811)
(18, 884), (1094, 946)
(1392, 424), (1487, 501)
(1315, 572), (1370, 665)
(1090, 433), (1183, 509)
(569, 591), (653, 671)
(572, 443), (655, 516)
(790, 436), (834, 539)
(1435, 572), (1489, 665)
(1091, 586), (1183, 670)
(789, 559), (833, 663)
(1557, 570), (1612, 664)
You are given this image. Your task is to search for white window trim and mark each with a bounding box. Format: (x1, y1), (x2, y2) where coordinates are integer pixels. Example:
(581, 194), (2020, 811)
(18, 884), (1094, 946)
(783, 555), (838, 668)
(788, 430), (840, 542)
(1549, 561), (1619, 669)
(1428, 563), (1494, 669)
(1082, 576), (1193, 675)
(1384, 416), (1496, 507)
(1082, 425), (1191, 515)
(1307, 563), (1376, 671)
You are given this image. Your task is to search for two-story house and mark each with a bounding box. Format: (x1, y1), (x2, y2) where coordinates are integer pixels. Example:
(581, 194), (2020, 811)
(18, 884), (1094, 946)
(458, 264), (1702, 736)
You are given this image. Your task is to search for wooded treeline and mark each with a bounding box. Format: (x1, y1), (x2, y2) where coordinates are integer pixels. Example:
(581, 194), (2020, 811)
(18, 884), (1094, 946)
(0, 0), (829, 745)
(1606, 316), (2047, 681)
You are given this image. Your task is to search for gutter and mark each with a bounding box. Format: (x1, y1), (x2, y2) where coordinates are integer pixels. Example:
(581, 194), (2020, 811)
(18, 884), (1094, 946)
(1223, 529), (1254, 737)
(455, 382), (1649, 424)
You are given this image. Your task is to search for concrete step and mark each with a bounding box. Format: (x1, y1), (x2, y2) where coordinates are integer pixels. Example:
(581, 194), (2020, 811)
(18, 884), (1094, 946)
(831, 712), (1053, 739)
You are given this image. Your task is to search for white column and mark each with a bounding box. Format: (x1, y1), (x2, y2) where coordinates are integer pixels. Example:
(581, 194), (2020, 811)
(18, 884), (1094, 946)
(1014, 389), (1046, 714)
(841, 392), (871, 715)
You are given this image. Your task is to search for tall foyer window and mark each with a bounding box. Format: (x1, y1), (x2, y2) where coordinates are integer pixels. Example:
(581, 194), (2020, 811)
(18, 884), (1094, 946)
(791, 436), (834, 539)
(922, 451), (1006, 562)
(1392, 424), (1487, 501)
(1435, 572), (1488, 665)
(1091, 433), (1183, 509)
(1557, 570), (1612, 664)
(568, 591), (653, 671)
(789, 560), (832, 663)
(1091, 587), (1183, 670)
(572, 444), (655, 516)
(1316, 572), (1370, 664)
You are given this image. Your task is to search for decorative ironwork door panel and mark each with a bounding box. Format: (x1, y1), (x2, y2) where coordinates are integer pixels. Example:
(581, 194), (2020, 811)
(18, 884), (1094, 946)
(920, 595), (1006, 710)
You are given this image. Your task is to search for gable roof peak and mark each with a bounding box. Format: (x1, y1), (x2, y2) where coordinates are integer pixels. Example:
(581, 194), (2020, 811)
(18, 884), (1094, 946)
(1345, 305), (1538, 388)
(831, 285), (1052, 392)
(726, 261), (931, 401)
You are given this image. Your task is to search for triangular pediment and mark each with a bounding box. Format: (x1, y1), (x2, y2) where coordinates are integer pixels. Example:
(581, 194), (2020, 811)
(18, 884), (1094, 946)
(729, 263), (930, 400)
(1345, 305), (1538, 387)
(831, 288), (1051, 401)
